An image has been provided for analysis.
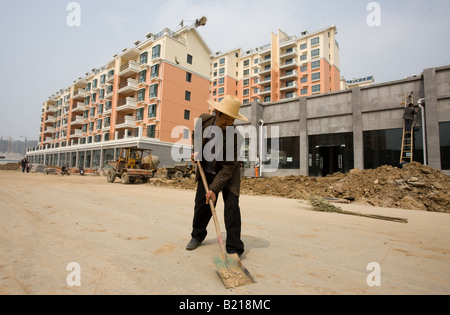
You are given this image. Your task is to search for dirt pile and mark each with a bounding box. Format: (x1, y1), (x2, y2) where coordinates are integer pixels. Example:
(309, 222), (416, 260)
(240, 162), (450, 213)
(150, 162), (450, 213)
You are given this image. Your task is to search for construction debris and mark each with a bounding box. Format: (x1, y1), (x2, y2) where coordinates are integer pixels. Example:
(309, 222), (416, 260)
(149, 162), (450, 213)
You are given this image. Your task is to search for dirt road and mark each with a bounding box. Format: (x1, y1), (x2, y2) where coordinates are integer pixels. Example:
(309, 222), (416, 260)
(0, 170), (449, 295)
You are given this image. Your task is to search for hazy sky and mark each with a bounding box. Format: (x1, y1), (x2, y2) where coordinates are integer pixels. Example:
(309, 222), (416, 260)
(0, 0), (449, 140)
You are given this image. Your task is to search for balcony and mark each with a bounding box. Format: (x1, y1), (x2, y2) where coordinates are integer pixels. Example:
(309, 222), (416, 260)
(259, 77), (271, 86)
(280, 37), (297, 49)
(106, 70), (115, 83)
(117, 97), (137, 112)
(258, 88), (271, 96)
(118, 78), (139, 94)
(69, 129), (83, 138)
(280, 60), (298, 70)
(47, 105), (57, 113)
(280, 70), (298, 81)
(45, 115), (56, 123)
(259, 67), (271, 76)
(43, 137), (53, 144)
(70, 115), (84, 125)
(44, 126), (55, 133)
(119, 60), (140, 77)
(73, 89), (88, 100)
(259, 56), (271, 67)
(106, 86), (114, 99)
(115, 116), (136, 129)
(280, 48), (297, 59)
(282, 92), (299, 100)
(72, 102), (86, 112)
(102, 124), (111, 132)
(280, 82), (298, 91)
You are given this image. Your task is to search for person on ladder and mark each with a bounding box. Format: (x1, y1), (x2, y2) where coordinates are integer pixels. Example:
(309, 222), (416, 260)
(403, 103), (418, 134)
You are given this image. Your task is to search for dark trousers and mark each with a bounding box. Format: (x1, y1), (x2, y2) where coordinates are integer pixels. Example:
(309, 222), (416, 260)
(405, 119), (413, 133)
(191, 174), (244, 255)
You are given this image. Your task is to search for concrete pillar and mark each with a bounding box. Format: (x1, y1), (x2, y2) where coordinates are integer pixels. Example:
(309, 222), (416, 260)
(352, 88), (364, 170)
(423, 68), (442, 170)
(299, 97), (308, 175)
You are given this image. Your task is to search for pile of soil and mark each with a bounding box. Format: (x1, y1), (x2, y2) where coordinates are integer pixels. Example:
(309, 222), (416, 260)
(0, 163), (20, 171)
(150, 162), (450, 213)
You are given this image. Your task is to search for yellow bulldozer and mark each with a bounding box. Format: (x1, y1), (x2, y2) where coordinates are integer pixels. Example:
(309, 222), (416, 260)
(106, 147), (159, 184)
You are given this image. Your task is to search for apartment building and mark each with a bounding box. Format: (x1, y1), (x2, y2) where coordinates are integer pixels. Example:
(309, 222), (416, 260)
(210, 26), (340, 104)
(33, 26), (211, 168)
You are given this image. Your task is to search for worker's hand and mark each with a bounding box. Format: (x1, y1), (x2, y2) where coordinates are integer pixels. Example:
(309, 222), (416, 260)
(191, 152), (199, 164)
(205, 190), (216, 205)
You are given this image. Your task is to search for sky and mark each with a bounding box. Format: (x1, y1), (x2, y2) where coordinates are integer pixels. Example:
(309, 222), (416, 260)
(0, 0), (449, 140)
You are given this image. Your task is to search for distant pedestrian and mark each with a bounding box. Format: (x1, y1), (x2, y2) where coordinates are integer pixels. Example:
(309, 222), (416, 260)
(255, 155), (260, 178)
(21, 158), (27, 173)
(26, 162), (31, 173)
(403, 103), (418, 134)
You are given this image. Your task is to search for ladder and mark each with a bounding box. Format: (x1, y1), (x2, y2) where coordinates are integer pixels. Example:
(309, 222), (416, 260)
(400, 92), (414, 164)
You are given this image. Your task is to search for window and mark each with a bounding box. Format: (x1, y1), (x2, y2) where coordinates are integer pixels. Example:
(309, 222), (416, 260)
(91, 93), (97, 103)
(219, 57), (225, 65)
(243, 59), (250, 67)
(312, 84), (321, 93)
(84, 96), (90, 105)
(148, 104), (156, 118)
(311, 37), (320, 46)
(82, 124), (87, 133)
(152, 45), (161, 59)
(301, 65), (307, 72)
(98, 104), (103, 114)
(311, 49), (320, 58)
(86, 83), (91, 92)
(187, 54), (193, 64)
(186, 72), (192, 82)
(136, 108), (144, 121)
(243, 79), (249, 86)
(140, 52), (148, 64)
(218, 87), (224, 95)
(311, 72), (321, 81)
(301, 77), (308, 83)
(185, 91), (191, 101)
(183, 129), (190, 139)
(92, 79), (98, 89)
(301, 88), (308, 95)
(96, 119), (102, 130)
(264, 96), (271, 102)
(243, 89), (249, 96)
(90, 107), (95, 117)
(147, 125), (156, 138)
(99, 89), (105, 100)
(83, 110), (89, 119)
(149, 84), (158, 98)
(89, 122), (94, 131)
(150, 64), (159, 78)
(184, 110), (190, 120)
(300, 43), (307, 50)
(286, 92), (295, 98)
(311, 60), (320, 69)
(218, 77), (225, 85)
(138, 89), (145, 102)
(243, 69), (249, 77)
(219, 67), (225, 75)
(300, 54), (307, 61)
(139, 70), (147, 83)
(100, 75), (106, 85)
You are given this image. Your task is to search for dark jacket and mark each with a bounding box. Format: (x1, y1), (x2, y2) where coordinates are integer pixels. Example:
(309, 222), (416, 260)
(193, 114), (242, 197)
(404, 106), (418, 120)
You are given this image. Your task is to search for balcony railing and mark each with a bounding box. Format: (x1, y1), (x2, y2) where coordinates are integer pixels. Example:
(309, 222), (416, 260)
(117, 97), (137, 111)
(118, 78), (139, 94)
(119, 60), (140, 77)
(70, 115), (84, 125)
(72, 102), (86, 112)
(115, 116), (136, 129)
(73, 89), (88, 100)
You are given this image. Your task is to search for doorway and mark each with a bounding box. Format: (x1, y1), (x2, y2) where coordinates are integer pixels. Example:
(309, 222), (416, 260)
(319, 145), (344, 177)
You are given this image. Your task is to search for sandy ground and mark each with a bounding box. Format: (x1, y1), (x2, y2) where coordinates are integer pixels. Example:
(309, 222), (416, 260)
(0, 170), (449, 295)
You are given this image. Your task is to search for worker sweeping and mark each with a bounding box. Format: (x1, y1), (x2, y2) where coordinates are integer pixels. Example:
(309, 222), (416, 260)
(186, 95), (248, 257)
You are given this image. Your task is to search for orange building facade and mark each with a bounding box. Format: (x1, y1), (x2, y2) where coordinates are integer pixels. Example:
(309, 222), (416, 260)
(210, 26), (340, 104)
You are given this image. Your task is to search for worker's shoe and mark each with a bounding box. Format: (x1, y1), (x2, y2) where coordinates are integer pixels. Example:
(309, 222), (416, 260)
(186, 238), (202, 251)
